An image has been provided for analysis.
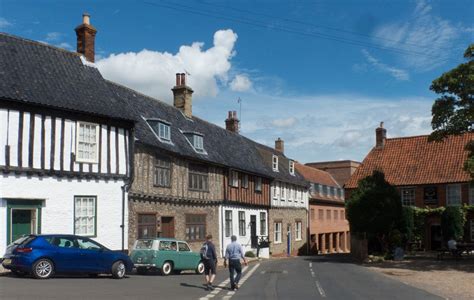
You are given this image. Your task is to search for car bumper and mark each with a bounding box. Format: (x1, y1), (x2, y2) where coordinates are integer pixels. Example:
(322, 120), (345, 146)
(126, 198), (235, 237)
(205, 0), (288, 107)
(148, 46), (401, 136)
(1, 255), (34, 272)
(133, 263), (157, 268)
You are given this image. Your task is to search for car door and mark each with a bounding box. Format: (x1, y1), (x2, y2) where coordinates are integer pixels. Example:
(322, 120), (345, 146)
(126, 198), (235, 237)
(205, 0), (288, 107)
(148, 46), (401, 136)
(158, 240), (178, 269)
(75, 237), (104, 273)
(47, 236), (82, 272)
(177, 242), (195, 270)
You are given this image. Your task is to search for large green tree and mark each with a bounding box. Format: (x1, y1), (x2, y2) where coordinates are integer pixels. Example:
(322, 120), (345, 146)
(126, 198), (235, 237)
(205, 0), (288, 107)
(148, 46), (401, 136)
(429, 44), (474, 177)
(346, 171), (402, 253)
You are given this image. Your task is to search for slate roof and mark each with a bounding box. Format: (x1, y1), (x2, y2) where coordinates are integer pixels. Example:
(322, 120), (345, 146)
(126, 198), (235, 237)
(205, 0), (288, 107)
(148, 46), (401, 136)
(0, 33), (133, 122)
(255, 145), (308, 187)
(107, 81), (277, 178)
(345, 133), (474, 189)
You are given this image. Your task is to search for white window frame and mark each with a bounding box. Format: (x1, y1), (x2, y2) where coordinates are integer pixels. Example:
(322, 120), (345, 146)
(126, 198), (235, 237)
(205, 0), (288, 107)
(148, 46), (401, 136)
(447, 184), (462, 206)
(274, 222), (282, 244)
(193, 134), (204, 151)
(158, 122), (171, 141)
(74, 196), (97, 237)
(281, 183), (286, 200)
(242, 174), (249, 189)
(289, 161), (295, 175)
(295, 221), (302, 241)
(76, 121), (99, 163)
(272, 155), (279, 172)
(401, 187), (416, 206)
(230, 170), (239, 187)
(255, 177), (262, 192)
(272, 182), (278, 199)
(225, 210), (233, 237)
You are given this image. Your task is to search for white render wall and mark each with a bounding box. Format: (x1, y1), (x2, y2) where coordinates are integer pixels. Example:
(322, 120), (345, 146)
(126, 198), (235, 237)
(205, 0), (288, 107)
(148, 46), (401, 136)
(271, 181), (309, 209)
(0, 174), (127, 254)
(218, 205), (269, 259)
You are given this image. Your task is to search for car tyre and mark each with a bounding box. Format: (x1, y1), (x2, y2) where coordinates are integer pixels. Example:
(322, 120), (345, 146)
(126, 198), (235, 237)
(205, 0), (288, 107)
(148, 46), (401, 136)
(160, 261), (173, 276)
(195, 261), (205, 274)
(136, 267), (148, 275)
(111, 260), (126, 279)
(32, 258), (54, 279)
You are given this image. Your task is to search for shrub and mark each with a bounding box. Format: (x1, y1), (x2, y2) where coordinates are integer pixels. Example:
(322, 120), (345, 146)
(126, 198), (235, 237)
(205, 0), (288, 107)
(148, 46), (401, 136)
(441, 206), (466, 241)
(245, 251), (255, 258)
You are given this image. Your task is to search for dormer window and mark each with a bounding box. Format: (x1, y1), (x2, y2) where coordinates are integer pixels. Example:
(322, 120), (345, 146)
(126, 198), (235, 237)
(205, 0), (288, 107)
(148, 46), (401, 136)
(272, 155), (279, 172)
(289, 161), (295, 175)
(193, 134), (204, 151)
(158, 122), (171, 141)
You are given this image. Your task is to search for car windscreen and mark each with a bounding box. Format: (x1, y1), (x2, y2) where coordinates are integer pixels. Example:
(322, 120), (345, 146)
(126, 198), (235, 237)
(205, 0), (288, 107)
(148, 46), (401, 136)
(134, 239), (154, 250)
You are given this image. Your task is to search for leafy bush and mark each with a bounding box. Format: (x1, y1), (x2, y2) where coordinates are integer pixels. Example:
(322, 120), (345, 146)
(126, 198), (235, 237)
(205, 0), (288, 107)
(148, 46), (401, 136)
(441, 206), (466, 241)
(245, 251), (255, 258)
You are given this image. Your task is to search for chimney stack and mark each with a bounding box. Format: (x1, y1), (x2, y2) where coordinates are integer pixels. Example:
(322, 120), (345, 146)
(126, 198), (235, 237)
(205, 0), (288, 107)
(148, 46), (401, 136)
(375, 122), (387, 148)
(275, 138), (284, 154)
(225, 111), (240, 133)
(75, 13), (97, 63)
(172, 73), (194, 118)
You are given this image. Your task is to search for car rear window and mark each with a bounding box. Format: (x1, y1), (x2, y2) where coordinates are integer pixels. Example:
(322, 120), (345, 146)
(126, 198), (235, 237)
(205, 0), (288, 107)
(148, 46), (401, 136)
(12, 235), (36, 246)
(134, 240), (154, 250)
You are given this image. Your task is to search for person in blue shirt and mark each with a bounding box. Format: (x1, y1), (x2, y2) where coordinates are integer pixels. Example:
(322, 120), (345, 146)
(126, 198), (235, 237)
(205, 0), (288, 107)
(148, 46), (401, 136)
(224, 235), (248, 291)
(201, 234), (217, 291)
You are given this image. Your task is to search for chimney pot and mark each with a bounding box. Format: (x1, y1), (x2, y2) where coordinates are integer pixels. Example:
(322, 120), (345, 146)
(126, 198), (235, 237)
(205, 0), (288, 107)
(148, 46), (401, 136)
(275, 138), (284, 154)
(375, 122), (387, 148)
(176, 73), (181, 86)
(225, 110), (240, 134)
(172, 73), (194, 118)
(82, 13), (90, 25)
(181, 73), (186, 86)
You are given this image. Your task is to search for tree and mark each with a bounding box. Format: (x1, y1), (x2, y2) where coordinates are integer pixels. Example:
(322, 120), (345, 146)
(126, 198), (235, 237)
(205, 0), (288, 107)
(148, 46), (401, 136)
(429, 44), (474, 177)
(346, 171), (402, 253)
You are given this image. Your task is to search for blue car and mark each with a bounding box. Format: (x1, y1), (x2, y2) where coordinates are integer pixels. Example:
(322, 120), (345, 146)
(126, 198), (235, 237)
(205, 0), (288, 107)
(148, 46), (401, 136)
(1, 234), (133, 279)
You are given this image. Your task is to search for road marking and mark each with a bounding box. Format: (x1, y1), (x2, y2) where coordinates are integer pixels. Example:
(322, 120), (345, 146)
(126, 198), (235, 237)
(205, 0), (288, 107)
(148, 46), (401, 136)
(309, 262), (312, 267)
(222, 263), (260, 299)
(315, 280), (326, 298)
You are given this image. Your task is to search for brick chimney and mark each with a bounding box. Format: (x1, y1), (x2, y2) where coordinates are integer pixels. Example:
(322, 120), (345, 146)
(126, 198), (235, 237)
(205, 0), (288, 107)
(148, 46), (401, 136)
(225, 111), (240, 133)
(375, 122), (387, 148)
(75, 13), (97, 63)
(275, 138), (284, 154)
(172, 73), (194, 118)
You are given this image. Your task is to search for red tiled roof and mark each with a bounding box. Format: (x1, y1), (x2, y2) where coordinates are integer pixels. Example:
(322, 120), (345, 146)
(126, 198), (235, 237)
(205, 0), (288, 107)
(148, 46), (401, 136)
(295, 163), (339, 187)
(345, 133), (474, 189)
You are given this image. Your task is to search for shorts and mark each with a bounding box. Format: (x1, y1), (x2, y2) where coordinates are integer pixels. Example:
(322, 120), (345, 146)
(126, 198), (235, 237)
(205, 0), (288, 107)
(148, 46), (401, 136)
(203, 259), (216, 275)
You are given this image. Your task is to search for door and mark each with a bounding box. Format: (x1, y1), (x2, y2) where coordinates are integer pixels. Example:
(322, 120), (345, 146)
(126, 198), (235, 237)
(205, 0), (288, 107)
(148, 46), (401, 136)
(11, 209), (33, 242)
(287, 224), (292, 256)
(431, 225), (442, 250)
(177, 242), (195, 270)
(250, 215), (258, 248)
(161, 217), (175, 238)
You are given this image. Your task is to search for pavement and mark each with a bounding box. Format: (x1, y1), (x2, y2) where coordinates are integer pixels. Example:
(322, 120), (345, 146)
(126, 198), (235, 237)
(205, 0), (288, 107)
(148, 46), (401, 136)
(0, 255), (443, 300)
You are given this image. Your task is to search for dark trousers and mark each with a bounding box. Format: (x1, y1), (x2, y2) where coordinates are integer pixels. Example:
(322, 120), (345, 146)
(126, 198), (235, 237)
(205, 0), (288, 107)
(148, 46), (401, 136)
(229, 259), (242, 288)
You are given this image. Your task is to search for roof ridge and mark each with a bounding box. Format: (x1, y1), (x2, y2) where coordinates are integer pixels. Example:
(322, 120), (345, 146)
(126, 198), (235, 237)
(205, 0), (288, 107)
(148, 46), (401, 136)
(1, 32), (81, 58)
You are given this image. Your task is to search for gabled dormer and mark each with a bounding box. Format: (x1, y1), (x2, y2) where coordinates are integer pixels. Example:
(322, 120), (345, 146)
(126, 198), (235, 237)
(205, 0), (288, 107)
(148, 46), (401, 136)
(183, 131), (207, 154)
(146, 118), (173, 144)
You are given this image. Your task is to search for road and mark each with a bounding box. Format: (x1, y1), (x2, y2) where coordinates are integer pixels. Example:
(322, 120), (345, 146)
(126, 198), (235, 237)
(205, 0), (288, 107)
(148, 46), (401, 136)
(0, 255), (442, 300)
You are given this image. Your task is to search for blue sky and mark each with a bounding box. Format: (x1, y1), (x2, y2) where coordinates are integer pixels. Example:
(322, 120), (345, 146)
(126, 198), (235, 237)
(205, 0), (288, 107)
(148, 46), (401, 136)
(1, 0), (473, 163)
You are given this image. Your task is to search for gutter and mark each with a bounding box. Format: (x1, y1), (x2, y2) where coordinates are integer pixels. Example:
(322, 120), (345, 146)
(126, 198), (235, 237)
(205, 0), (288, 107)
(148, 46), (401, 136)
(121, 128), (135, 253)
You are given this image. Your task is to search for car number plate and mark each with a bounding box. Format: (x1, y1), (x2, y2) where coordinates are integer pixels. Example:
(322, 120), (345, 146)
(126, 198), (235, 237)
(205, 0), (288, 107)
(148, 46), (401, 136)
(3, 259), (11, 265)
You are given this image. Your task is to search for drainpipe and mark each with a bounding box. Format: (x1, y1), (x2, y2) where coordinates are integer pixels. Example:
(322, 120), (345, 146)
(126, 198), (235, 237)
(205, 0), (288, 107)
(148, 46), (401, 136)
(121, 128), (135, 253)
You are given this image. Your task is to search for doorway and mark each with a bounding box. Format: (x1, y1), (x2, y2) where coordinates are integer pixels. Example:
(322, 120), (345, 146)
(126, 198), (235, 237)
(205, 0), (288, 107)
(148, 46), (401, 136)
(250, 215), (257, 248)
(287, 224), (291, 256)
(7, 200), (42, 245)
(161, 217), (175, 238)
(430, 225), (442, 250)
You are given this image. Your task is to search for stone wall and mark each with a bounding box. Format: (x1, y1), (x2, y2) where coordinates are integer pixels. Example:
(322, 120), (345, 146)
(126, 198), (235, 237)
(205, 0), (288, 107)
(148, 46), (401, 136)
(268, 207), (308, 256)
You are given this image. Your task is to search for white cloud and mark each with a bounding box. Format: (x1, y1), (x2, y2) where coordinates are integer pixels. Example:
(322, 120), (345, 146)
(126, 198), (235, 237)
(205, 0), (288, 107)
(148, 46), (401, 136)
(45, 32), (62, 42)
(96, 29), (239, 101)
(373, 0), (461, 71)
(270, 117), (297, 128)
(0, 17), (12, 29)
(362, 49), (409, 80)
(230, 74), (252, 92)
(56, 42), (72, 50)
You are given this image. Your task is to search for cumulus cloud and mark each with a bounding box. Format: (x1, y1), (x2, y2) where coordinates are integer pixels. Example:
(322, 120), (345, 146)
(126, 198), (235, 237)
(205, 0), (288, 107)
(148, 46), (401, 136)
(361, 49), (409, 81)
(96, 29), (239, 101)
(230, 74), (252, 92)
(373, 0), (462, 71)
(0, 17), (12, 29)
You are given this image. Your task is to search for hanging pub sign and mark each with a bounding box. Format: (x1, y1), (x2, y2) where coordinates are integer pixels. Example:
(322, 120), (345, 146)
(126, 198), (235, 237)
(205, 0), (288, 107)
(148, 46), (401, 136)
(423, 186), (438, 205)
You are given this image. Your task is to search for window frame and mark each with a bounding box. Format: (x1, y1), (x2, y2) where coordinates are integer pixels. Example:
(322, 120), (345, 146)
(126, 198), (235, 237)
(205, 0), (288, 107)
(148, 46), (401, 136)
(185, 214), (206, 242)
(242, 174), (249, 189)
(188, 163), (209, 192)
(272, 155), (279, 172)
(272, 182), (278, 199)
(238, 211), (246, 236)
(255, 177), (262, 192)
(225, 210), (233, 237)
(137, 213), (157, 239)
(295, 221), (302, 241)
(158, 122), (171, 141)
(193, 134), (204, 151)
(310, 208), (315, 220)
(74, 195), (97, 237)
(289, 160), (295, 175)
(154, 156), (172, 188)
(318, 209), (324, 220)
(401, 187), (416, 206)
(76, 121), (100, 164)
(260, 212), (267, 236)
(274, 221), (282, 244)
(446, 184), (462, 206)
(229, 170), (239, 188)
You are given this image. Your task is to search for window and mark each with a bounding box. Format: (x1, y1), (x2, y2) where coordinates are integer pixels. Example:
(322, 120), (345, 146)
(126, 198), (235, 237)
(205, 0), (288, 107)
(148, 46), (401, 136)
(178, 242), (190, 252)
(193, 134), (204, 151)
(401, 188), (416, 206)
(229, 170), (239, 187)
(322, 185), (328, 197)
(255, 177), (262, 192)
(447, 184), (461, 206)
(260, 212), (266, 235)
(274, 222), (282, 243)
(48, 237), (76, 248)
(154, 157), (171, 187)
(76, 122), (99, 163)
(334, 210), (338, 220)
(340, 210), (345, 220)
(272, 155), (279, 172)
(289, 161), (295, 175)
(188, 163), (209, 191)
(310, 208), (315, 220)
(76, 237), (102, 251)
(318, 209), (324, 220)
(272, 183), (278, 199)
(238, 211), (246, 236)
(326, 209), (331, 220)
(242, 174), (249, 189)
(225, 210), (233, 237)
(158, 122), (171, 141)
(470, 184), (474, 205)
(137, 214), (157, 239)
(281, 183), (286, 200)
(185, 214), (206, 241)
(330, 187), (336, 198)
(159, 240), (177, 251)
(295, 221), (302, 241)
(74, 196), (96, 236)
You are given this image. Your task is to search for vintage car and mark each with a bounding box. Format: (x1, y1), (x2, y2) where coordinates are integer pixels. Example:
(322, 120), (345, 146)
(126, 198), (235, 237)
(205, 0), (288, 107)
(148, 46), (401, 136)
(130, 238), (205, 275)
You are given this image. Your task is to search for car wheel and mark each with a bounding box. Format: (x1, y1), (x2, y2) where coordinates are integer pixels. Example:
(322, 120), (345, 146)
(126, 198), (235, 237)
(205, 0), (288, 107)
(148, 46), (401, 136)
(111, 260), (126, 279)
(136, 267), (148, 275)
(160, 261), (173, 276)
(195, 262), (205, 274)
(32, 259), (54, 279)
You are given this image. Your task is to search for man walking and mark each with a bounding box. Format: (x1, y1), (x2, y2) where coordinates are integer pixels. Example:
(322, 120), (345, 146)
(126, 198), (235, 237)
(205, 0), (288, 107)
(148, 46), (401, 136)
(201, 234), (217, 291)
(224, 235), (248, 291)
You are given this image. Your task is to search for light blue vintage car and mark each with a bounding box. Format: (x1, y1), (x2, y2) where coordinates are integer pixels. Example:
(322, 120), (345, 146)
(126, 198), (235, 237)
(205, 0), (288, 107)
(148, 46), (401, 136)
(130, 238), (205, 276)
